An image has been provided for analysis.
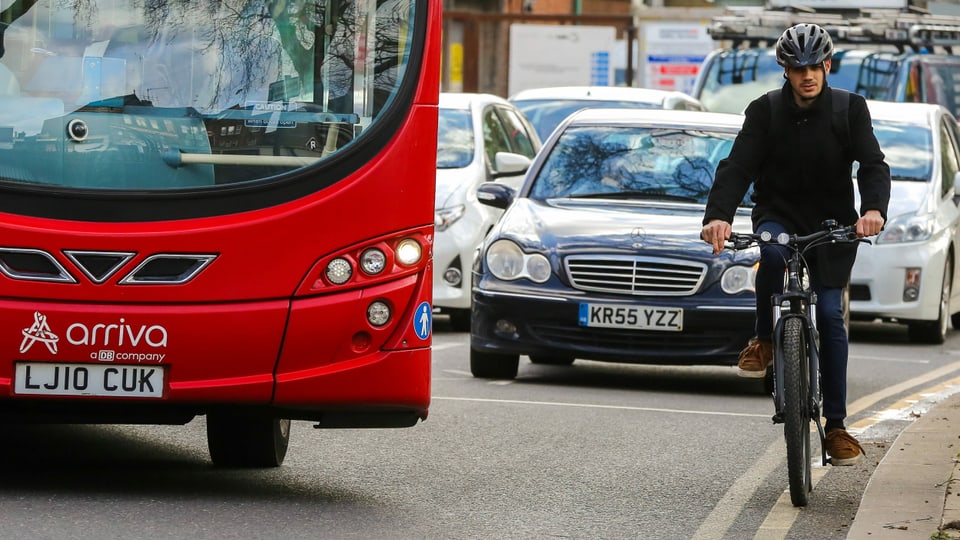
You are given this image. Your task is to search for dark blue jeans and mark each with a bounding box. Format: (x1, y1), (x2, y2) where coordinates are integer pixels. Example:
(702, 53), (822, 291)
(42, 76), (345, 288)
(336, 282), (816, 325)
(755, 221), (848, 421)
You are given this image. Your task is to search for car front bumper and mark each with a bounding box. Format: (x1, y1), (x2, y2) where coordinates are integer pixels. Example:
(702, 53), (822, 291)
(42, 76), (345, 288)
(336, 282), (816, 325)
(471, 287), (755, 366)
(849, 238), (948, 322)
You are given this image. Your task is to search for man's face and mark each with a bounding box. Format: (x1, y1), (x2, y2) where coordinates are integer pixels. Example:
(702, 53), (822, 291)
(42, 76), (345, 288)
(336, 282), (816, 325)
(785, 58), (831, 105)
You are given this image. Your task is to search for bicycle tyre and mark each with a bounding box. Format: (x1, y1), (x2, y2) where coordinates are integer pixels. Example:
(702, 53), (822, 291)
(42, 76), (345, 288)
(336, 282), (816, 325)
(782, 316), (812, 507)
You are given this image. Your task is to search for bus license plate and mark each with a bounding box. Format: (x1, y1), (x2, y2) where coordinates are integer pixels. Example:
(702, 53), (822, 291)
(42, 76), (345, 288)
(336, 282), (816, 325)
(578, 303), (683, 332)
(14, 362), (164, 398)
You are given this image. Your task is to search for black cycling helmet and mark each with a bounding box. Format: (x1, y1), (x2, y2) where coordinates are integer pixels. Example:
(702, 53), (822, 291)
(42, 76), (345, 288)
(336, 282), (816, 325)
(775, 23), (833, 68)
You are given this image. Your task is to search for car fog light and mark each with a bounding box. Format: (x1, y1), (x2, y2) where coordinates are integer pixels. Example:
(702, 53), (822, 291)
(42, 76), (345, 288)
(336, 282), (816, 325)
(443, 267), (462, 287)
(326, 258), (353, 285)
(495, 319), (517, 334)
(360, 248), (387, 275)
(396, 239), (422, 266)
(903, 268), (921, 302)
(367, 300), (391, 326)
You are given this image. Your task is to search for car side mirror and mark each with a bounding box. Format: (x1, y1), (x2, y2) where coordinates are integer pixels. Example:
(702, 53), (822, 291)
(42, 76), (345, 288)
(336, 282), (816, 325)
(477, 182), (516, 210)
(491, 152), (531, 179)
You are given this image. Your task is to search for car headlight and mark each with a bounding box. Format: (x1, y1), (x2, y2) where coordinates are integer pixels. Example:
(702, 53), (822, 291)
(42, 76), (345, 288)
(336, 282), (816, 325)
(720, 263), (757, 294)
(435, 205), (465, 232)
(877, 214), (934, 244)
(486, 239), (551, 283)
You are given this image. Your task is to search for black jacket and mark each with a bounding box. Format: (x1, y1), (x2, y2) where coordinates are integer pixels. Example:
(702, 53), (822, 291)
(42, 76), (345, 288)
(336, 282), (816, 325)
(702, 82), (891, 287)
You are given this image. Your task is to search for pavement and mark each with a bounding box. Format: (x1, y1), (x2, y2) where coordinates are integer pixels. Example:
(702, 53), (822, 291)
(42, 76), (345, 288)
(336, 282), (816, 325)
(848, 391), (960, 539)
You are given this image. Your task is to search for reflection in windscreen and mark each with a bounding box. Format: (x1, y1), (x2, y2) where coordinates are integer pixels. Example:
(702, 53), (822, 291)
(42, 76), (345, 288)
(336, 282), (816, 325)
(513, 99), (659, 141)
(529, 125), (747, 205)
(437, 108), (473, 169)
(860, 120), (932, 181)
(0, 0), (416, 189)
(698, 49), (900, 114)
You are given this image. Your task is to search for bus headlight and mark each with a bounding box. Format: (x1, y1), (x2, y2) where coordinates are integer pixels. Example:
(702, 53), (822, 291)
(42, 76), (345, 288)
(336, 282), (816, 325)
(360, 248), (386, 275)
(396, 238), (422, 266)
(367, 300), (391, 326)
(325, 257), (353, 285)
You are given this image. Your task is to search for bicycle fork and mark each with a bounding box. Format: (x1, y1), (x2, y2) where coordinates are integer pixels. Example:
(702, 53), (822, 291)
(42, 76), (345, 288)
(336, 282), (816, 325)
(770, 301), (830, 466)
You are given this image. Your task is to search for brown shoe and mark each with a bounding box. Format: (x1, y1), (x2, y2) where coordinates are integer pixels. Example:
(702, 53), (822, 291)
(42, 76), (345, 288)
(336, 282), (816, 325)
(737, 338), (772, 378)
(825, 428), (865, 466)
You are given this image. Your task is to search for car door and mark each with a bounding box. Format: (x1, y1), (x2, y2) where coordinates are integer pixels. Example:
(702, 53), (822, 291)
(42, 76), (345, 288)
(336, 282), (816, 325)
(483, 105), (538, 190)
(937, 113), (960, 316)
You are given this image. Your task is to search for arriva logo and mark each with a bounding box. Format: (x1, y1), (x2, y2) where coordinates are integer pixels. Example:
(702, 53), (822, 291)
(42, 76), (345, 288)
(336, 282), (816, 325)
(66, 318), (168, 348)
(20, 311), (59, 354)
(21, 313), (169, 353)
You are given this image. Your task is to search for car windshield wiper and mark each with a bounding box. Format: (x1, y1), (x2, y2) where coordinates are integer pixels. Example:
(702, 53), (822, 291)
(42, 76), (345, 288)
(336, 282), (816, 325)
(566, 191), (701, 203)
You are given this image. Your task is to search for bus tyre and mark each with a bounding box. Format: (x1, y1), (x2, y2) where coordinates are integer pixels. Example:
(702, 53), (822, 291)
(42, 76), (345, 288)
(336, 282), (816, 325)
(470, 348), (519, 379)
(206, 413), (291, 468)
(908, 258), (952, 345)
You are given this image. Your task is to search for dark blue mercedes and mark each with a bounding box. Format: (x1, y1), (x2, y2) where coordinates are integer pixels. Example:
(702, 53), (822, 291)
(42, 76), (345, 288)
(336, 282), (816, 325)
(470, 108), (758, 379)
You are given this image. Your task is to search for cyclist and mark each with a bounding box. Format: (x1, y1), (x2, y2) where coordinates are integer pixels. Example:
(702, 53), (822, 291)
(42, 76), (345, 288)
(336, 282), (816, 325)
(699, 23), (891, 466)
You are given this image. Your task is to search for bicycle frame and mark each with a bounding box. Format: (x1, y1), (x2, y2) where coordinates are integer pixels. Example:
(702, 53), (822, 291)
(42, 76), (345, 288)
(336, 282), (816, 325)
(727, 220), (865, 473)
(770, 254), (829, 467)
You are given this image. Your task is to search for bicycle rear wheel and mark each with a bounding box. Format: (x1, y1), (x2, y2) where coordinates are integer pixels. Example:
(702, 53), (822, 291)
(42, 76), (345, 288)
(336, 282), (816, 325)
(782, 316), (812, 506)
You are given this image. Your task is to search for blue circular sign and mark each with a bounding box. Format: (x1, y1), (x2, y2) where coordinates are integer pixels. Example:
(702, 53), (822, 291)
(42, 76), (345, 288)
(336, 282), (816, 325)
(413, 302), (432, 340)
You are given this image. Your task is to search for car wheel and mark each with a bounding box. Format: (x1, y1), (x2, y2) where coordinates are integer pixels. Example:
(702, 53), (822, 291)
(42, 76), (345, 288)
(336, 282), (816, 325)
(206, 413), (291, 468)
(470, 348), (519, 379)
(529, 355), (575, 366)
(448, 309), (471, 332)
(907, 257), (952, 345)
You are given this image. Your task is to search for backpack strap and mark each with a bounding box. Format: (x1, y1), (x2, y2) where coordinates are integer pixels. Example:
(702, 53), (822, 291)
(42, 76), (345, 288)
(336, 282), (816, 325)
(830, 88), (851, 157)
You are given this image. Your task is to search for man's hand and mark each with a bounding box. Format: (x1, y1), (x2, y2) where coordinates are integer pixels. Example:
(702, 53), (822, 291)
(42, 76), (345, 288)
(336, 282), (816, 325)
(856, 210), (885, 238)
(701, 219), (731, 255)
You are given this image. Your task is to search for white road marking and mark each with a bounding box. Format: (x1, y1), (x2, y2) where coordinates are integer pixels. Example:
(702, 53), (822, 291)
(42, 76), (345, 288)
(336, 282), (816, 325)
(695, 359), (960, 540)
(431, 396), (769, 417)
(848, 354), (929, 364)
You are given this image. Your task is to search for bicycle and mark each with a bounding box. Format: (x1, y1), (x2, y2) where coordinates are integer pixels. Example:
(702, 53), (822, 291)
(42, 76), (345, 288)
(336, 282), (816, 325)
(727, 219), (868, 507)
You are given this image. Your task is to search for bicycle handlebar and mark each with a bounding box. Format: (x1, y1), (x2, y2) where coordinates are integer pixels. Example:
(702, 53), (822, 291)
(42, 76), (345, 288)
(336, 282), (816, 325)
(726, 221), (871, 253)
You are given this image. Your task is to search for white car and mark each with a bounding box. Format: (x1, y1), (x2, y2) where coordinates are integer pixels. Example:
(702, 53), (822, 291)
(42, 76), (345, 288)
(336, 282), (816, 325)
(434, 93), (541, 330)
(850, 100), (960, 343)
(509, 86), (706, 142)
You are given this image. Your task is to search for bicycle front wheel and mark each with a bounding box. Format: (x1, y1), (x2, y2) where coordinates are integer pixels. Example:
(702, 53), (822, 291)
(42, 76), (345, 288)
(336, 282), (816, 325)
(782, 316), (812, 507)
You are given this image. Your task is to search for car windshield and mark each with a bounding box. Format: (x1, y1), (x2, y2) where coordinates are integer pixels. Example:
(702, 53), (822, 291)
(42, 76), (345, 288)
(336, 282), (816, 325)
(698, 49), (900, 114)
(855, 119), (933, 181)
(437, 108), (474, 169)
(513, 99), (659, 141)
(529, 125), (747, 205)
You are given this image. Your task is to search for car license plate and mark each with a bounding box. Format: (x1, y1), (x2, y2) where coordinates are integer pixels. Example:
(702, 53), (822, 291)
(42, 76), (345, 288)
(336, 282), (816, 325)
(14, 362), (164, 398)
(578, 303), (683, 332)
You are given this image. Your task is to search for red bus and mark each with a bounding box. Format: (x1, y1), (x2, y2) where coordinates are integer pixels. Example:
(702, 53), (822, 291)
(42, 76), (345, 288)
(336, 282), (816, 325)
(0, 0), (439, 467)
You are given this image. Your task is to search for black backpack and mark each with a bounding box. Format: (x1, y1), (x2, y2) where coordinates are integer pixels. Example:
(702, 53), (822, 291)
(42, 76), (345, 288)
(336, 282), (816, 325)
(766, 87), (851, 156)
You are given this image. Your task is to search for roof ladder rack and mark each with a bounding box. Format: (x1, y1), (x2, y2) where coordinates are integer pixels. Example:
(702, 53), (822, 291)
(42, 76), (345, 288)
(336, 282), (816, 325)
(708, 7), (960, 53)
